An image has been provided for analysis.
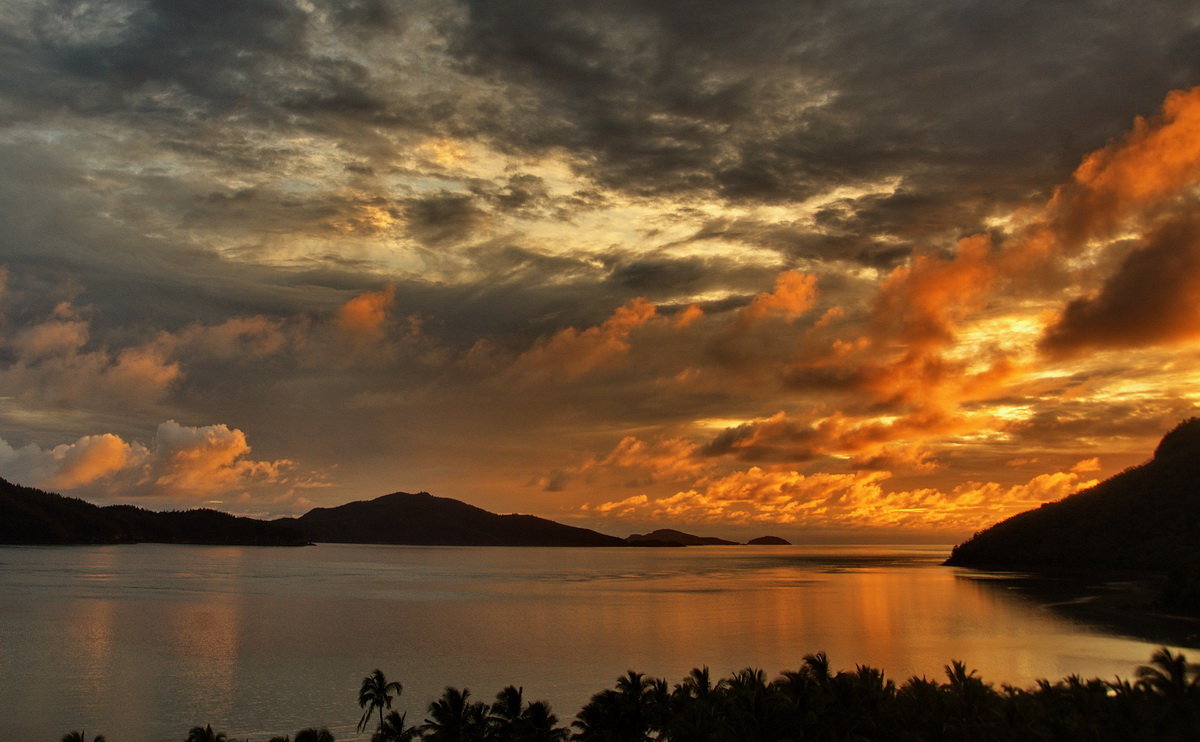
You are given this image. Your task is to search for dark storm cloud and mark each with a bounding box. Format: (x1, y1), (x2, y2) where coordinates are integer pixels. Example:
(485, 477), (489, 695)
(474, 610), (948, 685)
(1041, 212), (1200, 356)
(404, 193), (488, 246)
(455, 0), (1200, 236)
(26, 0), (395, 115)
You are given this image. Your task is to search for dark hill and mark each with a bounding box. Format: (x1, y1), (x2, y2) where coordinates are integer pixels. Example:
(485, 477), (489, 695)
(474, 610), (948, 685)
(279, 491), (627, 546)
(0, 477), (307, 546)
(945, 419), (1200, 571)
(747, 535), (791, 545)
(626, 528), (739, 546)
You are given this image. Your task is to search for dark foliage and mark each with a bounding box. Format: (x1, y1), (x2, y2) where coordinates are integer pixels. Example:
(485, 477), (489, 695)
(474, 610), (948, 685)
(946, 418), (1200, 572)
(745, 536), (791, 545)
(0, 477), (306, 546)
(279, 491), (627, 546)
(68, 649), (1200, 741)
(626, 529), (738, 546)
(569, 649), (1200, 742)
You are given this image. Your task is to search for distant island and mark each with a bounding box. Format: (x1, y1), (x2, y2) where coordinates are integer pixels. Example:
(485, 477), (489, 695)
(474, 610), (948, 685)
(0, 477), (790, 548)
(626, 528), (791, 546)
(627, 528), (739, 546)
(747, 535), (791, 545)
(276, 491), (626, 547)
(946, 418), (1200, 572)
(0, 477), (307, 546)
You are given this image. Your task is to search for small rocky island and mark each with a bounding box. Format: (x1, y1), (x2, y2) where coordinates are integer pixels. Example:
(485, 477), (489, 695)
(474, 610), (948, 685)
(626, 529), (791, 547)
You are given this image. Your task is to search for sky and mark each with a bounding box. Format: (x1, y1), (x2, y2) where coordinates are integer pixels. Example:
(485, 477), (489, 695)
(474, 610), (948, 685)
(2, 0), (1200, 541)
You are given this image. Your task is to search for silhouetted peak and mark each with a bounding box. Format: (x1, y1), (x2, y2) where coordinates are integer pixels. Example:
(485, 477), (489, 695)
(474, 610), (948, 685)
(1153, 418), (1200, 461)
(375, 490), (433, 501)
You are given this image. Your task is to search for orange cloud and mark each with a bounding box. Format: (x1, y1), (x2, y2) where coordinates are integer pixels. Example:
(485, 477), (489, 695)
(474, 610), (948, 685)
(336, 284), (396, 339)
(0, 421), (297, 502)
(702, 409), (978, 466)
(674, 303), (705, 330)
(576, 435), (708, 483)
(844, 85), (1200, 406)
(168, 315), (292, 359)
(582, 463), (1099, 531)
(737, 270), (819, 326)
(515, 297), (657, 380)
(870, 234), (994, 348)
(152, 420), (290, 493)
(47, 434), (135, 490)
(1049, 85), (1200, 250)
(1040, 213), (1200, 356)
(11, 308), (89, 359)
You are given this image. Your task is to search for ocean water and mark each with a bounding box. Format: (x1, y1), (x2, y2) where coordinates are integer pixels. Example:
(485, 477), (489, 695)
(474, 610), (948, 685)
(0, 543), (1182, 740)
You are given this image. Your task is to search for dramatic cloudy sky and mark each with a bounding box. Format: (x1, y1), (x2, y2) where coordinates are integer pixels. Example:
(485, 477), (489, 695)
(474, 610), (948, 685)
(2, 0), (1200, 540)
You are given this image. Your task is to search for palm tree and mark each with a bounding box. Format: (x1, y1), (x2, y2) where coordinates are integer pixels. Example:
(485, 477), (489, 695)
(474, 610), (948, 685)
(294, 728), (336, 742)
(489, 685), (524, 741)
(1136, 646), (1198, 698)
(61, 732), (106, 742)
(518, 700), (568, 742)
(374, 710), (419, 742)
(423, 686), (488, 741)
(802, 651), (832, 684)
(359, 668), (405, 734)
(676, 666), (714, 701)
(185, 724), (229, 742)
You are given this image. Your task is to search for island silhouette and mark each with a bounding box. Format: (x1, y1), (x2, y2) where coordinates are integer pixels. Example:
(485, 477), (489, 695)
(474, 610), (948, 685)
(0, 480), (786, 548)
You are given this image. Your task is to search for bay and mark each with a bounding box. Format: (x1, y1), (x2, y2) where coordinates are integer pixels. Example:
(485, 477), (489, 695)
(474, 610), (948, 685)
(0, 543), (1184, 740)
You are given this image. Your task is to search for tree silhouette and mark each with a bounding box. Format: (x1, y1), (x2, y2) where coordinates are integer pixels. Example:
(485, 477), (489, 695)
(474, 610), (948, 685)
(185, 724), (228, 742)
(1137, 646), (1199, 698)
(374, 710), (419, 742)
(423, 686), (488, 741)
(518, 700), (568, 742)
(61, 732), (105, 742)
(489, 685), (525, 741)
(359, 668), (405, 734)
(294, 728), (336, 742)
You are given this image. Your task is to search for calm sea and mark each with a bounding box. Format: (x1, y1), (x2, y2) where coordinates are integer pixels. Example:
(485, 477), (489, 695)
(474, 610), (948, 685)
(0, 543), (1183, 740)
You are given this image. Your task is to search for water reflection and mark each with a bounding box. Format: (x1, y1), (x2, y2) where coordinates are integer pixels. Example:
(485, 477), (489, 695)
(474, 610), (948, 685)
(954, 567), (1200, 650)
(0, 544), (1191, 740)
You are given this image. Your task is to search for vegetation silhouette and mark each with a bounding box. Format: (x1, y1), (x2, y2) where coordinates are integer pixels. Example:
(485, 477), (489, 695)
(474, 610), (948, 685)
(185, 724), (229, 742)
(373, 710), (419, 742)
(359, 669), (405, 734)
(63, 648), (1200, 740)
(0, 476), (307, 546)
(946, 418), (1200, 575)
(61, 732), (106, 742)
(268, 729), (337, 742)
(280, 491), (627, 547)
(422, 686), (489, 741)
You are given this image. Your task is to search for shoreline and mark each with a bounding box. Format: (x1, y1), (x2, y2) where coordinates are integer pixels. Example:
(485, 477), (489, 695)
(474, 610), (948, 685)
(955, 567), (1200, 649)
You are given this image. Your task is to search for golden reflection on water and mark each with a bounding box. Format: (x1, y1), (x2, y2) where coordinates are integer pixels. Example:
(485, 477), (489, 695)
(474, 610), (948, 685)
(168, 589), (242, 711)
(1, 544), (1191, 741)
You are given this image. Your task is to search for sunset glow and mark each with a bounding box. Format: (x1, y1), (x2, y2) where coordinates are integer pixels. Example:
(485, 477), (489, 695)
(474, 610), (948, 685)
(2, 0), (1199, 541)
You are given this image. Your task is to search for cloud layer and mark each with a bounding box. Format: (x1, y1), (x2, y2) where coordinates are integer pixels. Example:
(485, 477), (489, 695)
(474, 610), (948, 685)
(1, 0), (1199, 534)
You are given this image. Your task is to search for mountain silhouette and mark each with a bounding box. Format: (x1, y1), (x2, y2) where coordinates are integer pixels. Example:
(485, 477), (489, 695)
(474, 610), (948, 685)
(747, 535), (791, 545)
(626, 528), (739, 546)
(946, 418), (1200, 571)
(0, 477), (307, 546)
(277, 491), (628, 546)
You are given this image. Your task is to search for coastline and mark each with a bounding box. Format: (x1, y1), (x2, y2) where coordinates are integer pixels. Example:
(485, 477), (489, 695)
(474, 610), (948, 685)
(954, 567), (1200, 649)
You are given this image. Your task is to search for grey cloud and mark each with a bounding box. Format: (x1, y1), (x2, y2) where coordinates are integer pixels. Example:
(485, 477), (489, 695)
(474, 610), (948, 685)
(454, 0), (1200, 229)
(405, 193), (488, 246)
